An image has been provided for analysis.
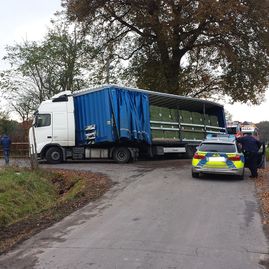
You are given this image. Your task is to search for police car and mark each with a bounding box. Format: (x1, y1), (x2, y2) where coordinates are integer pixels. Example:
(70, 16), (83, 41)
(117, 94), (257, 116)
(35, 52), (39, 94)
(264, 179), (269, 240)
(192, 134), (245, 179)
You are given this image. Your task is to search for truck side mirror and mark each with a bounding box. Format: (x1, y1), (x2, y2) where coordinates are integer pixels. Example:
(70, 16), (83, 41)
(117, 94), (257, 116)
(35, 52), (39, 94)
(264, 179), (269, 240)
(33, 115), (38, 127)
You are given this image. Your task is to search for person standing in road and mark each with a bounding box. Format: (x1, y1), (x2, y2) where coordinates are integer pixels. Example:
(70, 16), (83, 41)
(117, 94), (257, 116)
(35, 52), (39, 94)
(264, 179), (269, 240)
(236, 133), (262, 178)
(0, 134), (12, 165)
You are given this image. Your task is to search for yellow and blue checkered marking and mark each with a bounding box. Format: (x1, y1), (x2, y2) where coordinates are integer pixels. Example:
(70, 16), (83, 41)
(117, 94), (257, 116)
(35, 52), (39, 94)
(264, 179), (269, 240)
(192, 152), (244, 169)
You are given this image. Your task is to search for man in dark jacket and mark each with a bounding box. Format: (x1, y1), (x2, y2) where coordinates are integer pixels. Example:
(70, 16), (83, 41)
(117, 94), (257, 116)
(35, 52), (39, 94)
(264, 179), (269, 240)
(236, 134), (262, 178)
(0, 134), (12, 165)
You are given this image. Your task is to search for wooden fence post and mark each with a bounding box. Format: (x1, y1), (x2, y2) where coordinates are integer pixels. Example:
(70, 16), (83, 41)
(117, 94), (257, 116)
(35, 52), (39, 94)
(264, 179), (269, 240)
(29, 127), (38, 170)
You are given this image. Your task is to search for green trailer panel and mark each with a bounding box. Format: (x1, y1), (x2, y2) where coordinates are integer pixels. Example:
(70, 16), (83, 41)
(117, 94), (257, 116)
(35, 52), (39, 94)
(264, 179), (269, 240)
(150, 105), (224, 142)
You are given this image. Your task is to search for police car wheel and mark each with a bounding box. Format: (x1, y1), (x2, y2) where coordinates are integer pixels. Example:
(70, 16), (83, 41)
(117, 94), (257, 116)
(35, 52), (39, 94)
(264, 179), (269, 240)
(192, 171), (199, 178)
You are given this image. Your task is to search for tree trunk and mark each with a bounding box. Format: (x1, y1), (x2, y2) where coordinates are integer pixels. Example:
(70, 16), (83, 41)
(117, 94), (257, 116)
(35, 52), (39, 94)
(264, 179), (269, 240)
(162, 61), (181, 94)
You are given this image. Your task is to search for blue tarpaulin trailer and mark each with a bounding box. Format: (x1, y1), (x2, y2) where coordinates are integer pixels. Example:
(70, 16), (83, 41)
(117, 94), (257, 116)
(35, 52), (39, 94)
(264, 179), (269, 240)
(31, 84), (227, 163)
(74, 87), (151, 145)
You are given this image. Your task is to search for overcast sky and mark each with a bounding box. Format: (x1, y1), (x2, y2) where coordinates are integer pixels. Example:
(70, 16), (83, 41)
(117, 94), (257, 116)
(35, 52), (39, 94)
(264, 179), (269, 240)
(0, 0), (268, 123)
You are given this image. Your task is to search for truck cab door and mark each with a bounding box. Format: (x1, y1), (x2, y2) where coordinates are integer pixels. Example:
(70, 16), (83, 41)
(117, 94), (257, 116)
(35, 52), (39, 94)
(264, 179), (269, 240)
(52, 112), (69, 145)
(257, 142), (266, 169)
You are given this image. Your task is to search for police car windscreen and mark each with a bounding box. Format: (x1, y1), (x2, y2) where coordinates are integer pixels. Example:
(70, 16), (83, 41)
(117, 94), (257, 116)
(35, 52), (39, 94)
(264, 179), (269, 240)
(199, 143), (236, 153)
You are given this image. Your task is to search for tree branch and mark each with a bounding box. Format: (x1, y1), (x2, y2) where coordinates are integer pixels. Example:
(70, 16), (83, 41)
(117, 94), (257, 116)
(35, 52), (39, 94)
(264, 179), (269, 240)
(105, 7), (156, 39)
(115, 43), (145, 60)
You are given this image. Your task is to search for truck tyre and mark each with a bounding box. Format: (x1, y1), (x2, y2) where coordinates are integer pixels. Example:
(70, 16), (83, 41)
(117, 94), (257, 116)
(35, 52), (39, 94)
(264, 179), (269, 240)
(185, 146), (196, 159)
(113, 147), (131, 163)
(45, 147), (63, 164)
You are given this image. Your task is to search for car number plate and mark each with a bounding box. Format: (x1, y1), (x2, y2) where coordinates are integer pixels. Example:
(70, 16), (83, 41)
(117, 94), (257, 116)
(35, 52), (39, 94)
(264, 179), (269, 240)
(208, 157), (226, 162)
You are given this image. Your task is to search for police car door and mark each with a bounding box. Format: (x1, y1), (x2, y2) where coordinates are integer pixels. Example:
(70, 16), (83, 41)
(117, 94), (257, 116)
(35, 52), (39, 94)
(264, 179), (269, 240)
(257, 142), (266, 169)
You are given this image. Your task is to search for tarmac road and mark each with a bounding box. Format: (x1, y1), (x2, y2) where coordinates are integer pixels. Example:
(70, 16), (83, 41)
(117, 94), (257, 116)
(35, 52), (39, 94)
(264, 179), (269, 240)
(0, 159), (268, 269)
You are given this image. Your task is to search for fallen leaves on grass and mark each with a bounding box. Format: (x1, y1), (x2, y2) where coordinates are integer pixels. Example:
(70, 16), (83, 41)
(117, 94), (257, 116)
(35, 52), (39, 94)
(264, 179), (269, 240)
(254, 168), (269, 224)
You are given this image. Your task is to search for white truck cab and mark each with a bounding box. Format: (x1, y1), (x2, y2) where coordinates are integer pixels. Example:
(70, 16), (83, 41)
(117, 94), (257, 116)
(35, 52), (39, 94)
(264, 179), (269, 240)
(29, 91), (75, 162)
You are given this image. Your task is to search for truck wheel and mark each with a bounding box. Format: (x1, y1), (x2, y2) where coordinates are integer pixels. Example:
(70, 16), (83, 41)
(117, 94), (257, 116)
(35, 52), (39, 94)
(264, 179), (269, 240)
(113, 147), (131, 163)
(185, 146), (196, 159)
(45, 147), (63, 164)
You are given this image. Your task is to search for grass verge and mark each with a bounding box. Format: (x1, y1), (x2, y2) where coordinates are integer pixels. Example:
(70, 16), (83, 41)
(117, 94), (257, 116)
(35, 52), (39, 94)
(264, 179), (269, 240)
(0, 167), (111, 254)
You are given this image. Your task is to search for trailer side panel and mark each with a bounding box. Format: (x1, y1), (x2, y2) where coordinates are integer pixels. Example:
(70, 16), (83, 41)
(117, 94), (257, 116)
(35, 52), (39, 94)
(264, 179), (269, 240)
(73, 87), (151, 145)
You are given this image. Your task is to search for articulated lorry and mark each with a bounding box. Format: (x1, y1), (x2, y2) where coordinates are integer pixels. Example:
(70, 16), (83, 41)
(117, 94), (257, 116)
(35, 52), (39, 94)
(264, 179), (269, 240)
(29, 85), (226, 163)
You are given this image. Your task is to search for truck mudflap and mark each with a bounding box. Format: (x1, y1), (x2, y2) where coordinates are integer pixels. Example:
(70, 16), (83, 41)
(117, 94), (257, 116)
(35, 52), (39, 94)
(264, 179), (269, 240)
(128, 147), (139, 160)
